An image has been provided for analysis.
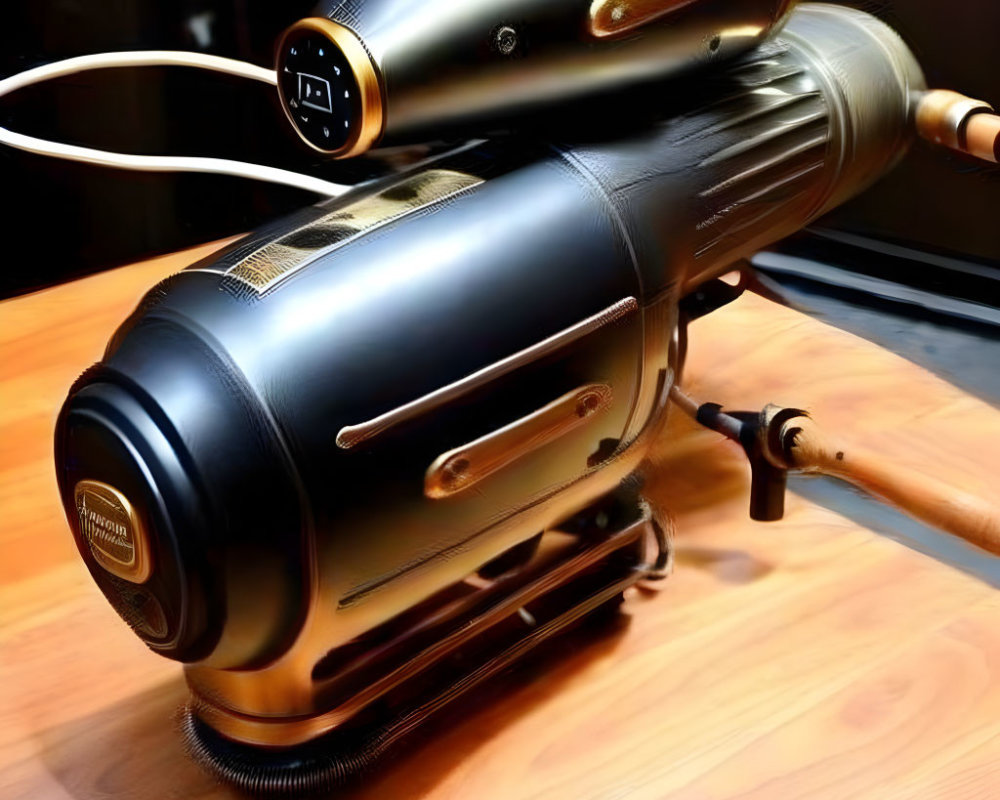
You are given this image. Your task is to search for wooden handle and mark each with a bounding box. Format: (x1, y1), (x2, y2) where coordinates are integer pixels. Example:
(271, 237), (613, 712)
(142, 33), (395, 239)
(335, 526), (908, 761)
(788, 417), (1000, 557)
(916, 89), (1000, 164)
(967, 113), (1000, 164)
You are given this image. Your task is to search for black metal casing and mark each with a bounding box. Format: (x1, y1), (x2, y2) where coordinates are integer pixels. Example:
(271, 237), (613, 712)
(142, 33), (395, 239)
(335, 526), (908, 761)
(56, 4), (924, 732)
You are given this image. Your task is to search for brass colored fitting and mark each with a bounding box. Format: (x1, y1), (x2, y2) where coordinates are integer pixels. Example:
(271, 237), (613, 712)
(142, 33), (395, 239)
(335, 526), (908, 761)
(916, 89), (999, 163)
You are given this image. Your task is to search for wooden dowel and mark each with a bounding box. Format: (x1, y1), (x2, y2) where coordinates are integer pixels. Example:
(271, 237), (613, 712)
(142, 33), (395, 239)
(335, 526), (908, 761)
(966, 113), (1000, 164)
(788, 417), (1000, 557)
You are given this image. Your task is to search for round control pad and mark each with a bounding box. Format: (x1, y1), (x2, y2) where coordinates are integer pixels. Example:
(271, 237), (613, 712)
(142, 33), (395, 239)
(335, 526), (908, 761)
(276, 20), (381, 156)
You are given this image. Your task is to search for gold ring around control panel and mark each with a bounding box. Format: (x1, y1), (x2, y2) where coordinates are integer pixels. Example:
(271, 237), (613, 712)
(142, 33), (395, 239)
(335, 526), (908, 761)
(275, 18), (385, 158)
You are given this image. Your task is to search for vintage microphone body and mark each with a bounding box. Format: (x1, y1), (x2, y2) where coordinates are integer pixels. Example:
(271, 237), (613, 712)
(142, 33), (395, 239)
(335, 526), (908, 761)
(275, 0), (797, 156)
(55, 4), (925, 792)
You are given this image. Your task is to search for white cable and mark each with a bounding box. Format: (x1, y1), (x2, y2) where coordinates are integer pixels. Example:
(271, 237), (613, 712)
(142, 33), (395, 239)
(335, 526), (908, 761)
(0, 50), (351, 197)
(0, 50), (277, 94)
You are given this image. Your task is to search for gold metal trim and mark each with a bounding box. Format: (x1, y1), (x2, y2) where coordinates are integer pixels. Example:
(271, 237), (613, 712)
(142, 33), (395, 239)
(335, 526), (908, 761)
(218, 169), (482, 292)
(276, 17), (385, 158)
(425, 383), (613, 499)
(588, 0), (699, 39)
(777, 0), (800, 19)
(335, 297), (639, 449)
(74, 480), (152, 584)
(916, 89), (994, 152)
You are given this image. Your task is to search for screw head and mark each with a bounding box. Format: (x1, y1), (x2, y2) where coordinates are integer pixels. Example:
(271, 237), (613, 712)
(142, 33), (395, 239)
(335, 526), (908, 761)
(494, 25), (518, 56)
(576, 392), (602, 418)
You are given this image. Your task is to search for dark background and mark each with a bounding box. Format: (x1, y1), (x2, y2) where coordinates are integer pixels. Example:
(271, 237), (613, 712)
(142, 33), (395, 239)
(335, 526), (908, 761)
(0, 0), (360, 297)
(821, 1), (1000, 266)
(0, 0), (997, 298)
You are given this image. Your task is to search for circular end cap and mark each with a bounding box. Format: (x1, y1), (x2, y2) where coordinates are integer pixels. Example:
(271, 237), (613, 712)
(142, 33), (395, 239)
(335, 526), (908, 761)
(275, 18), (384, 158)
(57, 382), (220, 661)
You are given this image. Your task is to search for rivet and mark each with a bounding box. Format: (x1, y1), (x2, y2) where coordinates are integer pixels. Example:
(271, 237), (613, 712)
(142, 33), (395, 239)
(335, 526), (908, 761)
(442, 456), (471, 487)
(576, 392), (602, 418)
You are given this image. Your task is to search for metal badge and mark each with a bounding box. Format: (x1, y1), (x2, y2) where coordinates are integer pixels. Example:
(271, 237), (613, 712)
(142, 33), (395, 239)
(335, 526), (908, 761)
(75, 480), (152, 584)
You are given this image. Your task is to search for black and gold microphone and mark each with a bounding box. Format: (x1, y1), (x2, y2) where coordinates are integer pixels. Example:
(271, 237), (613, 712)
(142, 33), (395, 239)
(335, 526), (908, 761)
(57, 5), (929, 794)
(275, 0), (797, 157)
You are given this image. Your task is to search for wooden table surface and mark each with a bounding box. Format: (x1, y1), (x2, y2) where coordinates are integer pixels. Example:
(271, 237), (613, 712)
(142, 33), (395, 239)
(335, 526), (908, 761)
(3, 243), (1000, 800)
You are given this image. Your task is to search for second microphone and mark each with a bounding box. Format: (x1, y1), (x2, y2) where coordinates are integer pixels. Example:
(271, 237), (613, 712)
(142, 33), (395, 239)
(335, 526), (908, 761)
(275, 0), (797, 157)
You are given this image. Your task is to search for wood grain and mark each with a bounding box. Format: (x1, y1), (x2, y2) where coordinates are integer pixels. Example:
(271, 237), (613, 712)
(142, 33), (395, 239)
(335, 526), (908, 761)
(3, 245), (1000, 800)
(783, 415), (1000, 556)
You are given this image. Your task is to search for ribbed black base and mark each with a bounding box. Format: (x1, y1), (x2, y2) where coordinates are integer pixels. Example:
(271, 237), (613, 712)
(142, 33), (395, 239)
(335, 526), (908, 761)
(180, 706), (387, 797)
